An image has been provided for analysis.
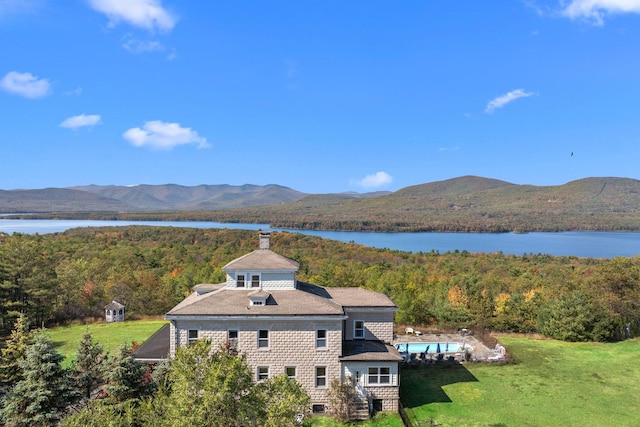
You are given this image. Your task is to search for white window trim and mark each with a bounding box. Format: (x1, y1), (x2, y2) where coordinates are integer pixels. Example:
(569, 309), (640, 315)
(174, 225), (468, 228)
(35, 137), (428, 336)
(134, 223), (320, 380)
(354, 320), (365, 340)
(315, 366), (327, 388)
(367, 366), (392, 386)
(316, 329), (328, 350)
(187, 329), (199, 346)
(257, 366), (269, 381)
(228, 329), (238, 348)
(258, 329), (270, 349)
(235, 272), (261, 288)
(285, 366), (297, 380)
(236, 273), (246, 288)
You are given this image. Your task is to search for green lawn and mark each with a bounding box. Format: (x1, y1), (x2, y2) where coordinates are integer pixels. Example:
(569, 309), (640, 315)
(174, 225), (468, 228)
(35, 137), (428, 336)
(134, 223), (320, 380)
(401, 336), (640, 427)
(46, 319), (168, 367)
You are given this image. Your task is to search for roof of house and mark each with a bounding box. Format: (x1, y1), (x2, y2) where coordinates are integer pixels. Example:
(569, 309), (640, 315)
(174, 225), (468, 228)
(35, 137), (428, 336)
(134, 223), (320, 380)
(223, 249), (299, 272)
(166, 282), (350, 317)
(340, 340), (404, 362)
(132, 323), (170, 362)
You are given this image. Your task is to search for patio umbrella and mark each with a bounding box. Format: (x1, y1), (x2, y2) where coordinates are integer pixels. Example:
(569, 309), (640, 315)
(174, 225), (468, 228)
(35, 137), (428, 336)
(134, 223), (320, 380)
(446, 342), (449, 352)
(436, 342), (441, 353)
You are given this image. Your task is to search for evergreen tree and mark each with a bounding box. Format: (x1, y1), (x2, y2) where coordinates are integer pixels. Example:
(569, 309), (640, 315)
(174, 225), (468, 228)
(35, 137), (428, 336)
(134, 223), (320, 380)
(103, 343), (150, 404)
(0, 313), (32, 389)
(71, 332), (108, 401)
(0, 332), (76, 427)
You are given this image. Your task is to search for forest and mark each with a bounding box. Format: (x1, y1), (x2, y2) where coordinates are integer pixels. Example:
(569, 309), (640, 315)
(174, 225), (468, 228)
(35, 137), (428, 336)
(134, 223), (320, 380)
(1, 226), (639, 342)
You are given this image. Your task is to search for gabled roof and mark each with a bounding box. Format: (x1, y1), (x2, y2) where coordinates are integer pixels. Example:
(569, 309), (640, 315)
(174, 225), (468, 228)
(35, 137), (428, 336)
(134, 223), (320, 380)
(223, 249), (299, 272)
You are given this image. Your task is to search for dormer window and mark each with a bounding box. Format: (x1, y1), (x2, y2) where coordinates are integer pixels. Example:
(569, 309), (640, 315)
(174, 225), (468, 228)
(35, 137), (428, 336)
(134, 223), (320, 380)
(249, 290), (269, 306)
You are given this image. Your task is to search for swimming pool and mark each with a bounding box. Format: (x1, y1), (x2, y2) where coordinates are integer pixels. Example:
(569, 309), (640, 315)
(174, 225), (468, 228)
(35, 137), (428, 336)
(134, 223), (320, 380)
(394, 342), (465, 354)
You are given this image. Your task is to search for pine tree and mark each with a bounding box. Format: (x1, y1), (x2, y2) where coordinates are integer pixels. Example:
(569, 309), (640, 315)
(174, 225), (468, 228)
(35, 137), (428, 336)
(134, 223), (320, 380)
(70, 332), (107, 402)
(103, 343), (150, 404)
(0, 332), (76, 427)
(0, 313), (32, 389)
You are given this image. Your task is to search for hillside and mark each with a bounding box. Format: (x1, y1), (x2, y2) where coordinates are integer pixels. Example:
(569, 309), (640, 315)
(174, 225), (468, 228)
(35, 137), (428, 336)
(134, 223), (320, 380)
(3, 176), (640, 232)
(0, 183), (307, 213)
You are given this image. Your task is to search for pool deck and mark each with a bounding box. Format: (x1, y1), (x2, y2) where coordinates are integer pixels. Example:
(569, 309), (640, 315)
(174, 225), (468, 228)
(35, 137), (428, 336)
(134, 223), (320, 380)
(392, 331), (502, 362)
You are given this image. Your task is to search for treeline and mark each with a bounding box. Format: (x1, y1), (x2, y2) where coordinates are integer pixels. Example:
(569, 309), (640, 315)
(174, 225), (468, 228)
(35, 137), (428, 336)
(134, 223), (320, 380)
(1, 227), (639, 341)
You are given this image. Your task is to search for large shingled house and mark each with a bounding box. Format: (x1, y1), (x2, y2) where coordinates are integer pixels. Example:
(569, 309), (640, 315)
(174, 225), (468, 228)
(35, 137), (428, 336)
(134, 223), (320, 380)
(134, 231), (402, 417)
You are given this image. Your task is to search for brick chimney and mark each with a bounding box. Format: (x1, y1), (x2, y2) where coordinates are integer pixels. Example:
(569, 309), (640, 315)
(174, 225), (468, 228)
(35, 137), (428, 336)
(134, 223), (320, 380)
(259, 231), (270, 250)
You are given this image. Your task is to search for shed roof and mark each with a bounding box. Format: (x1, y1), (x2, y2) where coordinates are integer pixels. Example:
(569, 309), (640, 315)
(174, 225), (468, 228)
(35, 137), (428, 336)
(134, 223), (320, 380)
(104, 300), (125, 310)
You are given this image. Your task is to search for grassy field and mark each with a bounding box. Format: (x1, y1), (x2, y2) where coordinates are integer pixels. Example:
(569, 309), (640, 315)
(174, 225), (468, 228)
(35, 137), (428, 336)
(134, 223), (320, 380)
(402, 336), (640, 427)
(46, 319), (168, 367)
(47, 322), (640, 426)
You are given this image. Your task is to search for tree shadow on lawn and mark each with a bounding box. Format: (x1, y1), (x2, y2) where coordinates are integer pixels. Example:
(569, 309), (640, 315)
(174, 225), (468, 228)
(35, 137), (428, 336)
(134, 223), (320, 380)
(400, 362), (479, 408)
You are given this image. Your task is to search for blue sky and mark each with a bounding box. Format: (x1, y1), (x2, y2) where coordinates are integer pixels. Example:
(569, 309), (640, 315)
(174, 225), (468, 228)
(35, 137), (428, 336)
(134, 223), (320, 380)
(2, 0), (640, 194)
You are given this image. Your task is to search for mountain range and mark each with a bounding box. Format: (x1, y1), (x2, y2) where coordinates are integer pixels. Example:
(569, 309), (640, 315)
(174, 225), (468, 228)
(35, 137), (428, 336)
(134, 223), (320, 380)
(2, 176), (640, 232)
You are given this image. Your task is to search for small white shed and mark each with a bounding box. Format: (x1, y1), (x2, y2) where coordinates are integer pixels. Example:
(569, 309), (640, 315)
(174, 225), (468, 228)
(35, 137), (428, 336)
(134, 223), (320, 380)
(105, 300), (125, 322)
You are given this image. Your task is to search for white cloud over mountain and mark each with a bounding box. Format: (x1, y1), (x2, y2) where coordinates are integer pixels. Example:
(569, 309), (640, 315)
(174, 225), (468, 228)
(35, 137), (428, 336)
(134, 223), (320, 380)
(351, 172), (393, 189)
(123, 120), (209, 150)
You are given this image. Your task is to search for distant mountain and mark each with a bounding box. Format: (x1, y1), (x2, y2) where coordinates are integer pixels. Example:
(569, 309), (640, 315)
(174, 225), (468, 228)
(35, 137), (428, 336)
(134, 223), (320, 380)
(70, 184), (307, 211)
(4, 176), (640, 233)
(0, 184), (307, 213)
(0, 188), (131, 213)
(186, 176), (640, 233)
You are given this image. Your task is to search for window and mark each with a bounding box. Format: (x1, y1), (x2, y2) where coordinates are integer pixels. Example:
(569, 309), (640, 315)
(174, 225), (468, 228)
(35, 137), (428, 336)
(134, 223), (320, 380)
(285, 366), (297, 380)
(316, 329), (327, 349)
(251, 300), (264, 306)
(315, 366), (327, 387)
(354, 320), (365, 339)
(312, 404), (325, 414)
(236, 274), (245, 288)
(368, 367), (391, 385)
(258, 329), (269, 348)
(228, 330), (238, 348)
(257, 366), (269, 381)
(187, 329), (198, 346)
(251, 274), (260, 288)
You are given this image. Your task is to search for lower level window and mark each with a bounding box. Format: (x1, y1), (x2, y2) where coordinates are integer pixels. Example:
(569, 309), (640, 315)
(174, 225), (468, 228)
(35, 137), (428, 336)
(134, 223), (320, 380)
(368, 367), (391, 384)
(315, 366), (327, 387)
(257, 366), (269, 381)
(312, 404), (325, 414)
(187, 329), (198, 346)
(285, 366), (297, 380)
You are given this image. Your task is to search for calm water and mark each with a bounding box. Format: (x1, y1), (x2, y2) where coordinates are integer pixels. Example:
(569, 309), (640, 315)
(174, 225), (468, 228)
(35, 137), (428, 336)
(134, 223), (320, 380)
(1, 219), (639, 258)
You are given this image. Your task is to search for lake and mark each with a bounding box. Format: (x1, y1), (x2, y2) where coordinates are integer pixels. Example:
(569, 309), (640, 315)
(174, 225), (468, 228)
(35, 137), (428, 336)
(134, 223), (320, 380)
(1, 219), (639, 258)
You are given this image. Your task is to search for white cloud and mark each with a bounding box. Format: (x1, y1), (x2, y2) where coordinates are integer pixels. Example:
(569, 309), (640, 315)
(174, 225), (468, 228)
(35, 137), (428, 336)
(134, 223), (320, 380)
(485, 89), (534, 114)
(60, 114), (102, 129)
(350, 171), (393, 189)
(123, 38), (165, 54)
(123, 120), (209, 150)
(88, 0), (177, 32)
(0, 71), (51, 98)
(561, 0), (640, 25)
